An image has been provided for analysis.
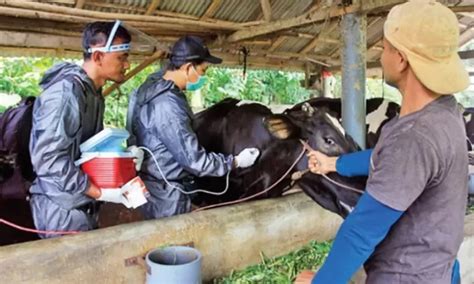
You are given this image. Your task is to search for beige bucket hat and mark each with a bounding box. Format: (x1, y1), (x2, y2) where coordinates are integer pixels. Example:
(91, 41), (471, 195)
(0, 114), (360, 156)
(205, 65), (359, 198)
(384, 0), (469, 94)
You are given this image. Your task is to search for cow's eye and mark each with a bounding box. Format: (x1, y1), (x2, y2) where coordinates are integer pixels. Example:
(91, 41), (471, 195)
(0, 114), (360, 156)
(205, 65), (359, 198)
(324, 137), (335, 145)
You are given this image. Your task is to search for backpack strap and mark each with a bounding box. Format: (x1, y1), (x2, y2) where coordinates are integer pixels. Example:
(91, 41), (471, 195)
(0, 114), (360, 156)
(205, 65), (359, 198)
(65, 74), (86, 94)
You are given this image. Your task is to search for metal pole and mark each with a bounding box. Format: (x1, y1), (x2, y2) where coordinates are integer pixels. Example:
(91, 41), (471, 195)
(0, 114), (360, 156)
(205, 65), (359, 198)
(341, 12), (367, 149)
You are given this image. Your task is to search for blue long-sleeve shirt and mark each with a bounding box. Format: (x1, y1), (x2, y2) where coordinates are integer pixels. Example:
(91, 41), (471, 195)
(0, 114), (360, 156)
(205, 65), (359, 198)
(335, 149), (372, 177)
(312, 149), (460, 284)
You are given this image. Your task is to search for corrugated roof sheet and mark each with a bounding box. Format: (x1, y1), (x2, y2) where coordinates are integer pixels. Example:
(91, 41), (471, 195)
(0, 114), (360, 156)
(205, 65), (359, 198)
(4, 0), (474, 71)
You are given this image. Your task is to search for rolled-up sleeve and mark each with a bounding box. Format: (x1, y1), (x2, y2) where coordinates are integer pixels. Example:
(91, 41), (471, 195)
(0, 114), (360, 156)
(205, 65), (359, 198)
(30, 83), (89, 196)
(154, 100), (232, 177)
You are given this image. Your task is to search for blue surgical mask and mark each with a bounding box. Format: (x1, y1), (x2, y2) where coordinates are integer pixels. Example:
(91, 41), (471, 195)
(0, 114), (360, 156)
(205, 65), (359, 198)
(186, 66), (207, 91)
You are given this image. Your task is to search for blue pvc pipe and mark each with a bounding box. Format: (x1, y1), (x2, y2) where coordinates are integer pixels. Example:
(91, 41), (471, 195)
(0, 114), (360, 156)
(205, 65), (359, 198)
(146, 246), (202, 284)
(341, 13), (367, 149)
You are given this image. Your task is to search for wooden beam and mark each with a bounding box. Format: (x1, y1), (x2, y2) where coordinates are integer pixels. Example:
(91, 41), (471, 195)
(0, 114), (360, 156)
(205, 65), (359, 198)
(0, 24), (81, 37)
(0, 1), (242, 31)
(299, 21), (338, 54)
(459, 50), (474, 59)
(75, 0), (86, 9)
(450, 5), (474, 13)
(280, 32), (314, 39)
(0, 30), (156, 55)
(308, 0), (322, 13)
(201, 0), (223, 19)
(43, 0), (75, 4)
(260, 0), (272, 22)
(84, 2), (202, 21)
(460, 27), (474, 47)
(0, 46), (82, 59)
(145, 0), (160, 16)
(226, 0), (404, 42)
(305, 56), (331, 67)
(268, 36), (287, 52)
(330, 48), (474, 72)
(0, 7), (229, 35)
(247, 48), (334, 62)
(368, 4), (474, 16)
(0, 30), (80, 50)
(213, 51), (308, 72)
(104, 50), (165, 96)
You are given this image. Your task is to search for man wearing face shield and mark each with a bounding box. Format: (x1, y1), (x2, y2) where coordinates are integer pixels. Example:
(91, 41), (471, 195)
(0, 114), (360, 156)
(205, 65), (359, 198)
(129, 36), (260, 219)
(29, 21), (131, 238)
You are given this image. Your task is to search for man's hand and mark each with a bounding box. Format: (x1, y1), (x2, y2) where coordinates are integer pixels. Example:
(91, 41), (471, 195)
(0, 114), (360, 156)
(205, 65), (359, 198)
(234, 148), (260, 168)
(85, 182), (101, 199)
(127, 145), (144, 171)
(294, 270), (316, 284)
(307, 151), (338, 175)
(97, 188), (130, 207)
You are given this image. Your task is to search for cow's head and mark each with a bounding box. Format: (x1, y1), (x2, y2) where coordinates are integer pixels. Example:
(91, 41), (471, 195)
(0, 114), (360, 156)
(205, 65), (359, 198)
(265, 103), (359, 156)
(264, 103), (365, 218)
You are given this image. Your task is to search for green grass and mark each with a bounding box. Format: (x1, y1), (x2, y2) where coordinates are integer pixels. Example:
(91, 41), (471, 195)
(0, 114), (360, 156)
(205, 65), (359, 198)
(213, 240), (332, 284)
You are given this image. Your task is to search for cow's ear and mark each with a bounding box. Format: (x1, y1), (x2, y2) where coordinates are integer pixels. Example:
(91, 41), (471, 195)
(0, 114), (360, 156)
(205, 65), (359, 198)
(263, 114), (299, 140)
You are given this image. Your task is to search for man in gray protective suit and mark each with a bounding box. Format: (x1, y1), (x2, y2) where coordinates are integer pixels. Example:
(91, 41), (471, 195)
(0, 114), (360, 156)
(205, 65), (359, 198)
(29, 21), (132, 238)
(130, 36), (260, 219)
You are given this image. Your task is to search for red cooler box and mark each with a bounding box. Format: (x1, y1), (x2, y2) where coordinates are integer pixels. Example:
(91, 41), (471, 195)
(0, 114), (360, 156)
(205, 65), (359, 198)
(75, 152), (136, 188)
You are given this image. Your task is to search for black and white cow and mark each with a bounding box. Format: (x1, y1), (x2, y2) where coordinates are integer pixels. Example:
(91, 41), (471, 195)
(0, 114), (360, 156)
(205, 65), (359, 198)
(289, 97), (400, 148)
(192, 98), (366, 217)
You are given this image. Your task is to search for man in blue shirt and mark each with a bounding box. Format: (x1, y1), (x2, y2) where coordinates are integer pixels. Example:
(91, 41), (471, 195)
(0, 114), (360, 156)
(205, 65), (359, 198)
(295, 1), (469, 283)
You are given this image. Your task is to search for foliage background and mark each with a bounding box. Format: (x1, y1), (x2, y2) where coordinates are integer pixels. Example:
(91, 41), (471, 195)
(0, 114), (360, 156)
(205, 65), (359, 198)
(0, 57), (312, 127)
(1, 56), (473, 128)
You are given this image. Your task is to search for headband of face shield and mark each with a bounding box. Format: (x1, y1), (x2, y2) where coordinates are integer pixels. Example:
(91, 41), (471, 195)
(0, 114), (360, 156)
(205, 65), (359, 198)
(86, 20), (131, 54)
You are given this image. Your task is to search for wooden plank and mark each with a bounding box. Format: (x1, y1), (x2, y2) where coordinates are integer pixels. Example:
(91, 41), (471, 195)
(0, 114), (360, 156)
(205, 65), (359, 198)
(0, 46), (82, 59)
(260, 0), (272, 22)
(145, 0), (160, 16)
(0, 24), (81, 37)
(459, 28), (474, 47)
(0, 7), (231, 35)
(459, 49), (474, 59)
(268, 36), (287, 52)
(0, 30), (80, 50)
(75, 0), (86, 9)
(201, 0), (223, 19)
(42, 0), (75, 4)
(213, 51), (308, 72)
(299, 21), (338, 54)
(450, 5), (474, 13)
(0, 1), (241, 31)
(226, 0), (404, 42)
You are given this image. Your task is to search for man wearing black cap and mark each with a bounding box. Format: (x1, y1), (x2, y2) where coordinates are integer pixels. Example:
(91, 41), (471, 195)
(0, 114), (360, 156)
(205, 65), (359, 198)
(128, 36), (260, 219)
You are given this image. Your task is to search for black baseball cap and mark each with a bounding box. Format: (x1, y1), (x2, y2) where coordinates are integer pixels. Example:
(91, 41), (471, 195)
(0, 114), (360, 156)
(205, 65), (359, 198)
(170, 36), (222, 65)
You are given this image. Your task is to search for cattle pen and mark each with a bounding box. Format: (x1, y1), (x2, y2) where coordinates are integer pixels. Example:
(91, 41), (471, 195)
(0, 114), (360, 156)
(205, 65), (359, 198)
(1, 0), (474, 283)
(0, 193), (473, 283)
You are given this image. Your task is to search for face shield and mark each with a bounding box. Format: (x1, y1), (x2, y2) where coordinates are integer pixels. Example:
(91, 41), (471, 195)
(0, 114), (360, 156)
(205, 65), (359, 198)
(86, 20), (160, 55)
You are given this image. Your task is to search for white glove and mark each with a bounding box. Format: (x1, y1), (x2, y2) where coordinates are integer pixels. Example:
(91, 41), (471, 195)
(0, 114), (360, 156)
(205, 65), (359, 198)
(127, 145), (144, 171)
(97, 188), (130, 207)
(234, 148), (260, 168)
